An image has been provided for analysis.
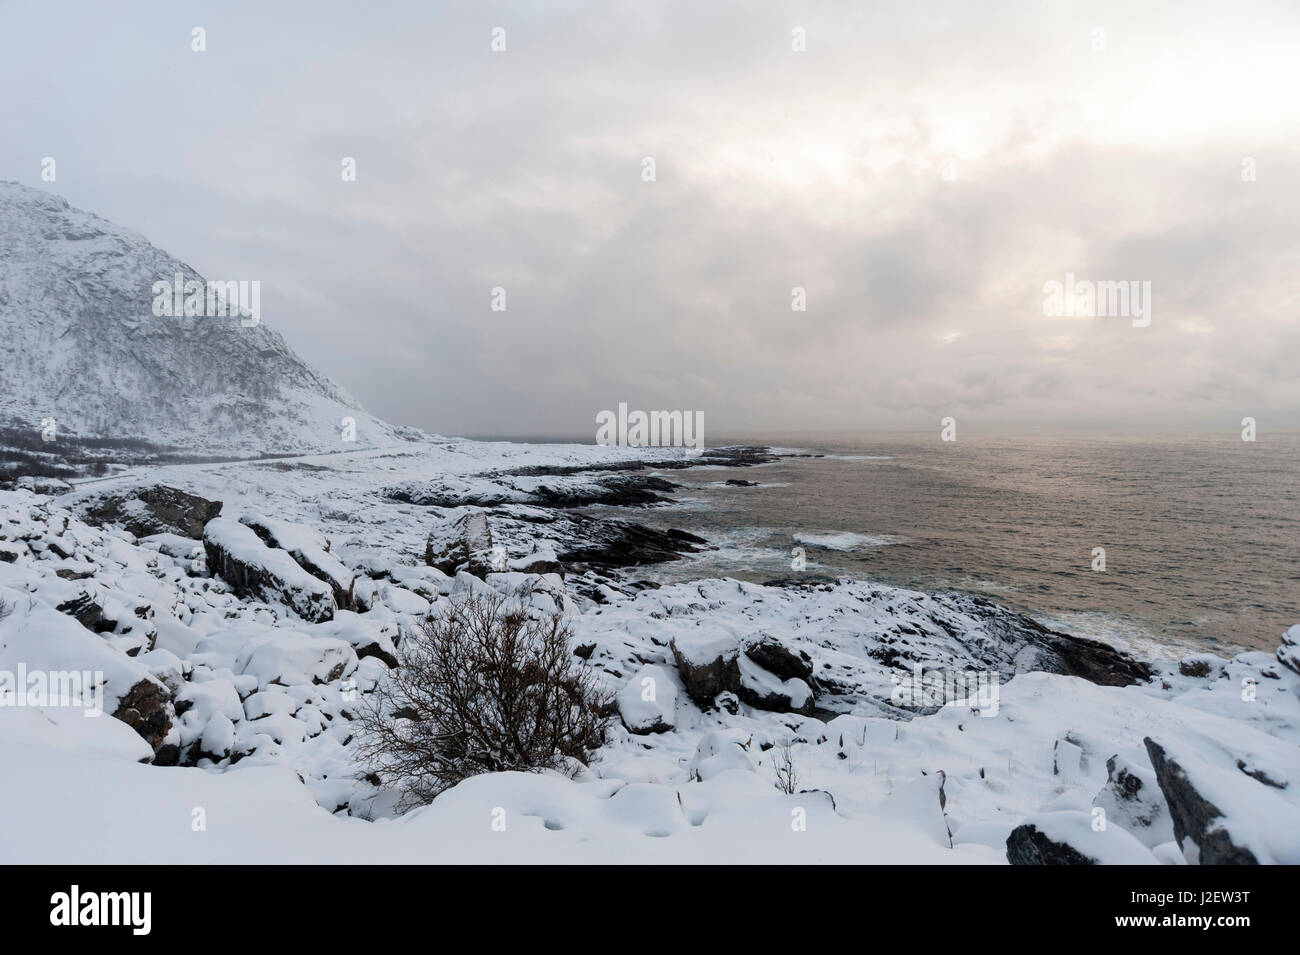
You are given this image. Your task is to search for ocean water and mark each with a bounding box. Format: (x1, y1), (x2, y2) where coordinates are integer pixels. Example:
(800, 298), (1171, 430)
(623, 431), (1300, 657)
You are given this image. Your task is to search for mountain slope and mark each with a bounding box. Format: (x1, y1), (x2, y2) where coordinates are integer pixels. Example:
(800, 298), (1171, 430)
(0, 181), (414, 455)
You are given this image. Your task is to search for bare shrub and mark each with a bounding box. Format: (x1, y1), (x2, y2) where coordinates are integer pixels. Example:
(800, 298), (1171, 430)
(773, 738), (799, 794)
(355, 589), (611, 811)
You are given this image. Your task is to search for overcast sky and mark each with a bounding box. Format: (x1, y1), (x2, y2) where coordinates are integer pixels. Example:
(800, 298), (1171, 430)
(3, 1), (1297, 437)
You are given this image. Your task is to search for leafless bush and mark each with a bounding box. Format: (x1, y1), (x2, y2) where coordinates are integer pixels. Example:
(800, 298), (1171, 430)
(355, 589), (611, 811)
(773, 738), (799, 794)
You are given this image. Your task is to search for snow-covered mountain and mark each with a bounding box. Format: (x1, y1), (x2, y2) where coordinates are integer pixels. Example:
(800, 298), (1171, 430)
(0, 181), (412, 456)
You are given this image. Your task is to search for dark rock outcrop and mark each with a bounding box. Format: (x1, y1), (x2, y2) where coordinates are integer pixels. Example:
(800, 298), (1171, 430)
(80, 484), (222, 539)
(112, 678), (175, 753)
(1006, 824), (1096, 865)
(1143, 738), (1259, 865)
(671, 633), (814, 715)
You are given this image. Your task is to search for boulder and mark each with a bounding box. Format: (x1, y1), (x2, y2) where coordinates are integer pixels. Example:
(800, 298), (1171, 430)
(80, 484), (222, 539)
(670, 630), (815, 715)
(1277, 624), (1300, 677)
(743, 634), (813, 683)
(239, 513), (354, 609)
(1143, 737), (1300, 864)
(736, 653), (813, 715)
(425, 509), (497, 578)
(1093, 753), (1174, 848)
(1006, 811), (1157, 865)
(617, 664), (677, 734)
(202, 518), (336, 623)
(670, 632), (741, 704)
(111, 677), (175, 752)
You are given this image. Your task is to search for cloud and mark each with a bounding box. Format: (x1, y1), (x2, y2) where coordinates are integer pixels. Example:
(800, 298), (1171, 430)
(2, 0), (1297, 435)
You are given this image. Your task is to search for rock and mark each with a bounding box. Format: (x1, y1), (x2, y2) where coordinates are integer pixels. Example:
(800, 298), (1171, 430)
(425, 508), (497, 578)
(670, 632), (741, 704)
(1179, 655), (1218, 678)
(743, 634), (813, 683)
(16, 476), (72, 495)
(617, 664), (677, 734)
(80, 484), (222, 539)
(1093, 754), (1175, 848)
(736, 654), (813, 714)
(723, 479), (759, 487)
(1006, 811), (1158, 865)
(202, 518), (336, 622)
(689, 730), (757, 780)
(239, 513), (354, 609)
(880, 772), (952, 848)
(55, 592), (105, 631)
(508, 544), (564, 577)
(234, 633), (358, 689)
(112, 677), (175, 753)
(1277, 625), (1300, 677)
(0, 542), (23, 562)
(555, 516), (706, 570)
(671, 631), (814, 714)
(1143, 737), (1300, 865)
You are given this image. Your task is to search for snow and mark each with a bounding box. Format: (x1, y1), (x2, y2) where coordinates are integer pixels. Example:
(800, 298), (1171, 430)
(1, 438), (1299, 864)
(617, 664), (678, 733)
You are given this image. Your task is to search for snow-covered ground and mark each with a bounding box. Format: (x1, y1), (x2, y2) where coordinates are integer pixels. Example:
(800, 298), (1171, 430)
(1, 438), (1297, 864)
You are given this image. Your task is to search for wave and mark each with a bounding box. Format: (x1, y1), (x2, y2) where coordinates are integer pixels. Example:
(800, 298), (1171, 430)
(793, 531), (906, 550)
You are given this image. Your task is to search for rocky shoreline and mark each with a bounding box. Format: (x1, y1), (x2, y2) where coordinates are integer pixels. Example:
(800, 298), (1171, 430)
(2, 439), (1298, 864)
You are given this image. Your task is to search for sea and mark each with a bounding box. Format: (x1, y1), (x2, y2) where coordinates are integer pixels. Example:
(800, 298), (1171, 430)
(559, 430), (1300, 658)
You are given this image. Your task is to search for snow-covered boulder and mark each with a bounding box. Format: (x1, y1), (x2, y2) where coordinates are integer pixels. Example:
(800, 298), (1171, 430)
(671, 630), (814, 714)
(239, 513), (354, 610)
(234, 633), (358, 690)
(1278, 625), (1300, 677)
(1143, 737), (1300, 864)
(1006, 811), (1158, 865)
(617, 664), (677, 734)
(736, 653), (813, 715)
(689, 730), (757, 780)
(1092, 753), (1174, 849)
(203, 519), (336, 623)
(0, 586), (174, 752)
(425, 508), (497, 578)
(670, 631), (741, 704)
